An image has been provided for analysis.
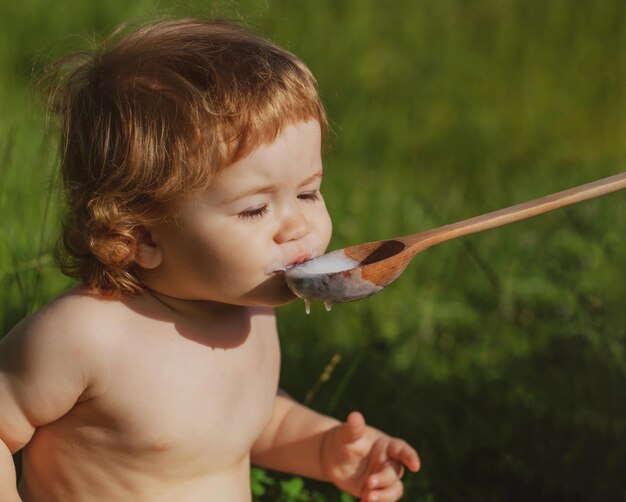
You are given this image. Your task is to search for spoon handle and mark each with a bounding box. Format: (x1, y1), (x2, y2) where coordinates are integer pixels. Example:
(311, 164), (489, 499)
(406, 171), (626, 251)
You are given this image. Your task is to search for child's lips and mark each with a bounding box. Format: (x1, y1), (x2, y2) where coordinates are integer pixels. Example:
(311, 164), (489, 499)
(286, 254), (312, 269)
(265, 254), (314, 276)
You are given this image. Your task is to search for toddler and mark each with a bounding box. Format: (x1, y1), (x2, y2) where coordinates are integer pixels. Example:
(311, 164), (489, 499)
(0, 19), (419, 502)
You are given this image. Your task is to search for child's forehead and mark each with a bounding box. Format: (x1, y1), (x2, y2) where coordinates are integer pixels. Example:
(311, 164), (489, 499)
(200, 120), (323, 194)
(232, 119), (321, 165)
(226, 116), (322, 159)
(211, 118), (322, 172)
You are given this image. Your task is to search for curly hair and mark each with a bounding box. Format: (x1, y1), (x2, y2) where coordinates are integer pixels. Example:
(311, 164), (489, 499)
(46, 18), (327, 297)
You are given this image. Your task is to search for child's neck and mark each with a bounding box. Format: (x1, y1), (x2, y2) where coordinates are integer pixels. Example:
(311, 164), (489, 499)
(143, 288), (251, 320)
(136, 288), (275, 350)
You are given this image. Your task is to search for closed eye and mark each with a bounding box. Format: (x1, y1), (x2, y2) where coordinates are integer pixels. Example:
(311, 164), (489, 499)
(298, 191), (320, 201)
(238, 205), (268, 220)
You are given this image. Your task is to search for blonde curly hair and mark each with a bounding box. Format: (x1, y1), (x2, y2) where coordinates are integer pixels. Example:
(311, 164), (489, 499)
(46, 18), (327, 297)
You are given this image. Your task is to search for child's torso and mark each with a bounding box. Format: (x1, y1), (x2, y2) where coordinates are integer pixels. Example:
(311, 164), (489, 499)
(19, 300), (281, 502)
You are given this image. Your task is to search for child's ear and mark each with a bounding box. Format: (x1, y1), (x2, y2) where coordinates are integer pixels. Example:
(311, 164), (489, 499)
(135, 226), (163, 269)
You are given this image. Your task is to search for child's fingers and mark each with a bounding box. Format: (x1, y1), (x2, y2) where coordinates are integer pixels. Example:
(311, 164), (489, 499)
(338, 411), (367, 444)
(388, 439), (421, 472)
(367, 461), (403, 490)
(361, 478), (404, 502)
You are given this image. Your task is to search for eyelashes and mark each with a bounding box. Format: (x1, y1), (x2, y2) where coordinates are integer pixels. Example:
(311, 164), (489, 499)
(237, 191), (321, 220)
(238, 205), (269, 220)
(297, 191), (320, 202)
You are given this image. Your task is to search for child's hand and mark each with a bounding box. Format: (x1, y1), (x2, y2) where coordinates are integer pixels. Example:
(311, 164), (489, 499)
(320, 411), (420, 502)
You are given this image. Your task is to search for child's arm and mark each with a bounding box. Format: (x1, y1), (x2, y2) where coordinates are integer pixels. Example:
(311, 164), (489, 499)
(251, 392), (420, 502)
(0, 439), (19, 502)
(251, 391), (341, 479)
(0, 305), (97, 499)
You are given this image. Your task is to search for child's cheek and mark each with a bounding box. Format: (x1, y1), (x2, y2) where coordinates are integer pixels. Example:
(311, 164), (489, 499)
(318, 214), (333, 254)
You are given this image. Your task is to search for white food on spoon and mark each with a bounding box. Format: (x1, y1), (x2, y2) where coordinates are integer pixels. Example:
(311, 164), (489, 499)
(288, 253), (359, 275)
(286, 252), (360, 314)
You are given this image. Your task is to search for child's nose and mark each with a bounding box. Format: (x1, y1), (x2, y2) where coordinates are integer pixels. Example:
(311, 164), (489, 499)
(274, 207), (309, 244)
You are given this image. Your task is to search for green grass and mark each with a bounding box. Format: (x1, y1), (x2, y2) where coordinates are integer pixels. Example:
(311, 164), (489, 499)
(2, 1), (626, 500)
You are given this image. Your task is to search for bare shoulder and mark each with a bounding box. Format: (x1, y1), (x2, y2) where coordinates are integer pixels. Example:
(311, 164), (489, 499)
(0, 287), (136, 445)
(1, 286), (136, 398)
(5, 286), (130, 351)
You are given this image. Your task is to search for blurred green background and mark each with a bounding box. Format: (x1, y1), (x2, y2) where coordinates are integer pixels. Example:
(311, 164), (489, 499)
(1, 1), (625, 500)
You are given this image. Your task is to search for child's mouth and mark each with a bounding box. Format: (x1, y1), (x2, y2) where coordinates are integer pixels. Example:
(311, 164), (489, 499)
(286, 254), (312, 269)
(265, 255), (314, 276)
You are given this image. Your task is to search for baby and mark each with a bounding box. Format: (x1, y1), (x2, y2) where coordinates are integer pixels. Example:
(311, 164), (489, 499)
(0, 19), (419, 502)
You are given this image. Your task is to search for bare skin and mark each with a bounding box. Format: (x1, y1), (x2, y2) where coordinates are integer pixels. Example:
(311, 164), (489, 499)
(0, 121), (420, 501)
(0, 287), (279, 501)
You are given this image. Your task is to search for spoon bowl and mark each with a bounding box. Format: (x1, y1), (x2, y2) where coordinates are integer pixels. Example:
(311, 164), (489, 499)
(286, 172), (626, 304)
(285, 240), (410, 303)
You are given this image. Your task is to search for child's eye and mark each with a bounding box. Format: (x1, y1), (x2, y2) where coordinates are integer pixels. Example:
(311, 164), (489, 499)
(238, 205), (268, 220)
(298, 191), (320, 202)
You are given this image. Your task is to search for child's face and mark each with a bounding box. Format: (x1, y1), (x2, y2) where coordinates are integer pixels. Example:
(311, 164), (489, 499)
(145, 120), (332, 306)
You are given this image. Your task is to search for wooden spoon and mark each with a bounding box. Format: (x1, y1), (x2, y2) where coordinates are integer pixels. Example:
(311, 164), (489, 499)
(285, 172), (626, 305)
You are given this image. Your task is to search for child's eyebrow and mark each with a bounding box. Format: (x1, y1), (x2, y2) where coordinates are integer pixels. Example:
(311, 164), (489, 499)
(224, 172), (323, 204)
(299, 171), (323, 187)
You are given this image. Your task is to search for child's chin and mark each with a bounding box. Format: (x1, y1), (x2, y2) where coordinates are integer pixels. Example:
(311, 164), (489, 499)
(273, 295), (300, 307)
(249, 275), (300, 306)
(265, 288), (300, 307)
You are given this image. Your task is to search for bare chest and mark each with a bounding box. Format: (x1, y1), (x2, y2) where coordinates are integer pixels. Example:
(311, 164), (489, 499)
(75, 312), (281, 471)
